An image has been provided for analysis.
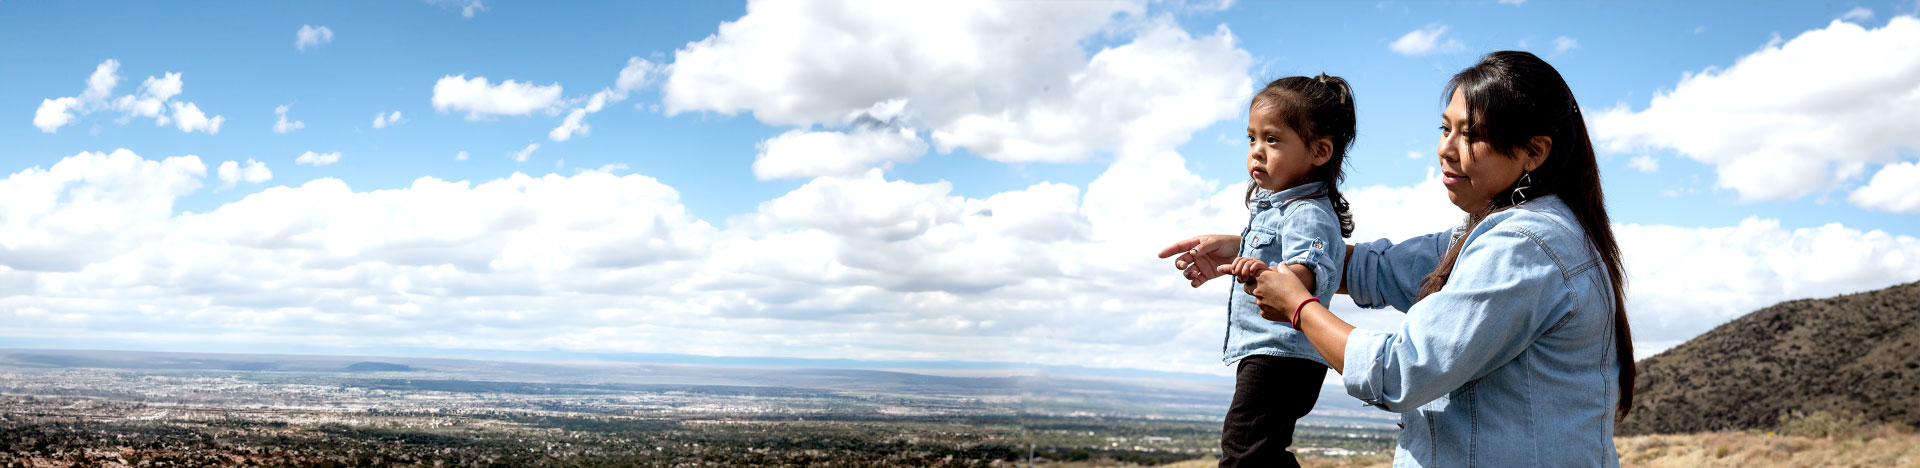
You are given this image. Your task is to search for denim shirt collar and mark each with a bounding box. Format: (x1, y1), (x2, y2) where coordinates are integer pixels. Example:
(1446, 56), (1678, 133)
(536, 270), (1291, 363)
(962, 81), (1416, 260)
(1248, 181), (1325, 210)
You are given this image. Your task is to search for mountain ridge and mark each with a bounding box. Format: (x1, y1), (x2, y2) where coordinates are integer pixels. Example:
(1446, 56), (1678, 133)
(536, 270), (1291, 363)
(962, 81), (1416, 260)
(1620, 280), (1920, 435)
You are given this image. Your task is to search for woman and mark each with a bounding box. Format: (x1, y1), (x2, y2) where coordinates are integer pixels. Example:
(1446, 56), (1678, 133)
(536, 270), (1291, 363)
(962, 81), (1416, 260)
(1162, 51), (1633, 466)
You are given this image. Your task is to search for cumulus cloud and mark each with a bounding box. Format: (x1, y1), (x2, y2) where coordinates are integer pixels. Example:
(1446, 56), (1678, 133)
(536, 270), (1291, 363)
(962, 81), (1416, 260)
(295, 25), (333, 51)
(294, 151), (341, 167)
(549, 57), (659, 141)
(372, 110), (403, 129)
(1389, 24), (1465, 56)
(509, 142), (538, 162)
(168, 102), (224, 134)
(31, 59), (223, 134)
(662, 1), (1250, 165)
(1591, 17), (1920, 204)
(216, 159), (272, 189)
(753, 127), (927, 180)
(749, 99), (926, 180)
(1848, 161), (1920, 213)
(455, 150), (470, 161)
(6, 145), (1919, 375)
(431, 75), (563, 120)
(1617, 218), (1920, 356)
(0, 149), (206, 272)
(16, 3), (1908, 378)
(32, 97), (80, 132)
(273, 105), (305, 133)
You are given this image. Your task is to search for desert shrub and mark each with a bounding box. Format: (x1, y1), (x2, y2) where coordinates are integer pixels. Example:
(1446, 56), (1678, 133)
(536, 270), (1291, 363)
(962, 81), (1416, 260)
(1776, 410), (1868, 439)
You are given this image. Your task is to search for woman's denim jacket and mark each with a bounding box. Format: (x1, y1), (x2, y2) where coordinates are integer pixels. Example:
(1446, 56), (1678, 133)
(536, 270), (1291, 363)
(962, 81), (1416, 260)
(1224, 182), (1344, 366)
(1342, 195), (1623, 467)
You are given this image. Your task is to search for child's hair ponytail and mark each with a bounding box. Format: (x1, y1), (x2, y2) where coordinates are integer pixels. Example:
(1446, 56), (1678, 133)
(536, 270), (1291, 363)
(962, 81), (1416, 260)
(1243, 74), (1358, 237)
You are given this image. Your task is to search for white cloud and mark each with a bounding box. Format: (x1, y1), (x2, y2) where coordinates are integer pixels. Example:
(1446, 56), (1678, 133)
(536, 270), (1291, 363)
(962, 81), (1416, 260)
(510, 142), (539, 162)
(1499, 0), (1526, 4)
(6, 144), (1919, 376)
(752, 100), (929, 180)
(168, 102), (223, 134)
(0, 149), (205, 272)
(83, 59), (120, 102)
(455, 151), (470, 161)
(1628, 155), (1659, 172)
(1592, 17), (1920, 203)
(548, 57), (660, 142)
(32, 97), (80, 133)
(216, 159), (272, 189)
(1848, 161), (1920, 213)
(1343, 168), (1466, 244)
(1842, 7), (1874, 22)
(431, 75), (563, 120)
(294, 151), (341, 167)
(1617, 218), (1920, 357)
(273, 105), (305, 134)
(1553, 35), (1578, 53)
(295, 25), (334, 51)
(31, 60), (222, 134)
(662, 1), (1250, 164)
(1389, 24), (1465, 56)
(372, 110), (404, 129)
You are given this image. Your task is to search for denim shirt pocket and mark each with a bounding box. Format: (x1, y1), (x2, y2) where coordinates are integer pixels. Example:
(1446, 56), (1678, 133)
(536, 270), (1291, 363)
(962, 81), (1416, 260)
(1242, 227), (1278, 259)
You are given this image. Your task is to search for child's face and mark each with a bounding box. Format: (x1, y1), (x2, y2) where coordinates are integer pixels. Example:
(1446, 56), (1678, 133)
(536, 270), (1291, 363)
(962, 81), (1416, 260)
(1246, 103), (1330, 192)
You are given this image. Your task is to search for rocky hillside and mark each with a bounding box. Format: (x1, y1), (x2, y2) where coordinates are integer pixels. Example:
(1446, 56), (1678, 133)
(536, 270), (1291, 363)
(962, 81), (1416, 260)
(1620, 281), (1920, 435)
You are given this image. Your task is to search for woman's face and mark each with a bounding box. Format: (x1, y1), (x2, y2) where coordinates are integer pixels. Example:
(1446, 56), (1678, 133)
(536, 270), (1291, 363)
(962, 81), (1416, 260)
(1437, 89), (1533, 215)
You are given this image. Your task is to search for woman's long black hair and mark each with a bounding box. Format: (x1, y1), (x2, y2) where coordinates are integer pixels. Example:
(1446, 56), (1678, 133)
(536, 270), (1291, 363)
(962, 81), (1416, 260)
(1415, 51), (1636, 422)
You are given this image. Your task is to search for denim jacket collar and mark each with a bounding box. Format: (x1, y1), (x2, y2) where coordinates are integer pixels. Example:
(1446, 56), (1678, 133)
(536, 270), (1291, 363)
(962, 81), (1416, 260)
(1248, 181), (1325, 210)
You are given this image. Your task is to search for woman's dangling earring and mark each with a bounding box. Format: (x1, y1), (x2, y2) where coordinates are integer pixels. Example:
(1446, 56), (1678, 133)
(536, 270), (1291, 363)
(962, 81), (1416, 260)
(1510, 170), (1533, 205)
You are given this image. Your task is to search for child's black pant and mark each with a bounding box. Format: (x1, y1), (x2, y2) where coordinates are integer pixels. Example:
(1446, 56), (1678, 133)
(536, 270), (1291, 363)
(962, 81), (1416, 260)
(1219, 355), (1327, 468)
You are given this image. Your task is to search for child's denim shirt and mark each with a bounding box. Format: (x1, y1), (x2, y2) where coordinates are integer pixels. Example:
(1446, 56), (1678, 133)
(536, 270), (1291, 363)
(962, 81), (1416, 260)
(1223, 182), (1344, 366)
(1341, 195), (1623, 467)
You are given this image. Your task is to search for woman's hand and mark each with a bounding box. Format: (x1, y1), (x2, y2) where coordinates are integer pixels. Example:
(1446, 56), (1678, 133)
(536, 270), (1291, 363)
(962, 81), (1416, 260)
(1157, 234), (1240, 288)
(1225, 257), (1270, 285)
(1224, 262), (1315, 323)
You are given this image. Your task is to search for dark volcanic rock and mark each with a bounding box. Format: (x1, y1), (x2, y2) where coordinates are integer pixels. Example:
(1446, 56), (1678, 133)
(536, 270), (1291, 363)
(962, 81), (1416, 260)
(1619, 280), (1920, 435)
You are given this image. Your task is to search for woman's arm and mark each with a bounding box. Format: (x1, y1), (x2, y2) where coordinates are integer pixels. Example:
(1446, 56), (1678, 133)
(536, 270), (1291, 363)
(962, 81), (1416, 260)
(1246, 227), (1568, 412)
(1337, 245), (1351, 295)
(1345, 230), (1454, 311)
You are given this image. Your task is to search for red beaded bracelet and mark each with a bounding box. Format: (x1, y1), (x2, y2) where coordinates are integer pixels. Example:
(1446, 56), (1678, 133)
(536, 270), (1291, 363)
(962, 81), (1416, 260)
(1293, 297), (1320, 330)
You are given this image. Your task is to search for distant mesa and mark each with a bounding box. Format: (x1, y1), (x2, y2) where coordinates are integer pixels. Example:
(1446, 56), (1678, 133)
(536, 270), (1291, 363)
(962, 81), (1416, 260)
(344, 361), (415, 372)
(1622, 280), (1920, 435)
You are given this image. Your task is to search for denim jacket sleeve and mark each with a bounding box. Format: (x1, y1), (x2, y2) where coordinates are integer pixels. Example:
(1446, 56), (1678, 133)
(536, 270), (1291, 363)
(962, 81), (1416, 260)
(1275, 202), (1344, 299)
(1342, 225), (1574, 412)
(1344, 229), (1453, 312)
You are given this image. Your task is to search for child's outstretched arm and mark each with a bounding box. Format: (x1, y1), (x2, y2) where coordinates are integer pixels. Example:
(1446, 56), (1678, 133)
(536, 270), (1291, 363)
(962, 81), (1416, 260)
(1223, 258), (1318, 298)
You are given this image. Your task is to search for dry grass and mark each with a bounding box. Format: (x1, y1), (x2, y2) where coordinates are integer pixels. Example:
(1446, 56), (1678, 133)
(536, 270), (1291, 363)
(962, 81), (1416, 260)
(1618, 423), (1920, 468)
(1134, 422), (1920, 468)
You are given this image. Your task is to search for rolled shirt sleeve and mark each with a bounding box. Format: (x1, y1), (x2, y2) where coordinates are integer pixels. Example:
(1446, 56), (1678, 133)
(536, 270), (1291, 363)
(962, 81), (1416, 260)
(1274, 202), (1344, 299)
(1342, 226), (1573, 413)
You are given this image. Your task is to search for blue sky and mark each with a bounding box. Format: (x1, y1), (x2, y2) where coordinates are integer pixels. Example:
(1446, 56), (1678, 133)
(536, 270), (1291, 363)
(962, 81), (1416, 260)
(3, 0), (1918, 377)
